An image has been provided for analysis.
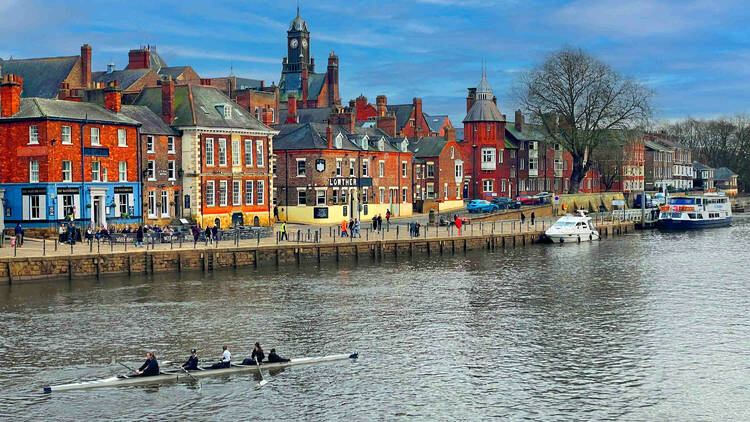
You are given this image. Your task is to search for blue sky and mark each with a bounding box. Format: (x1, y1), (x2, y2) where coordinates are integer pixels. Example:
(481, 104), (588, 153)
(2, 0), (750, 126)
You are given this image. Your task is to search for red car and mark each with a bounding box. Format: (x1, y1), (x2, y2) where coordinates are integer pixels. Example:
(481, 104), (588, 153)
(516, 195), (540, 205)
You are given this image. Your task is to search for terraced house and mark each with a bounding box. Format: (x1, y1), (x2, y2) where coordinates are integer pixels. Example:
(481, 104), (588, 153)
(0, 74), (142, 229)
(132, 81), (277, 228)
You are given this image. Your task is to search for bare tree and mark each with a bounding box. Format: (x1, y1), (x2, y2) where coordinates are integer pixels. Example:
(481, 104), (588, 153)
(516, 47), (654, 193)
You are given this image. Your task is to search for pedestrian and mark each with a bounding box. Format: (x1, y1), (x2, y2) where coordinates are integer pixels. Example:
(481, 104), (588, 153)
(280, 221), (288, 241)
(348, 219), (354, 236)
(354, 218), (361, 238)
(531, 211), (535, 226)
(191, 225), (200, 246)
(340, 220), (348, 237)
(205, 225), (212, 245)
(59, 224), (67, 244)
(371, 215), (377, 231)
(415, 221), (421, 237)
(455, 215), (462, 235)
(521, 212), (526, 226)
(409, 221), (416, 237)
(273, 205), (279, 222)
(136, 225), (144, 247)
(376, 214), (382, 232)
(68, 224), (76, 245)
(85, 226), (93, 242)
(211, 224), (219, 244)
(14, 223), (23, 247)
(385, 209), (391, 227)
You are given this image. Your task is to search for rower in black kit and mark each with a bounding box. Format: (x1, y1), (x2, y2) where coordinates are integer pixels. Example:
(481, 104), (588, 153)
(242, 342), (265, 365)
(134, 352), (160, 377)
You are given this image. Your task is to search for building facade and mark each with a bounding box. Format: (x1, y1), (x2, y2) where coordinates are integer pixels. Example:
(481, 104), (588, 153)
(0, 75), (142, 229)
(408, 129), (464, 213)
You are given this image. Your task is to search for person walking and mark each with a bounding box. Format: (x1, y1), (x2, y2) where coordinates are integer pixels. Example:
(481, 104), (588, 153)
(14, 223), (23, 247)
(354, 218), (361, 238)
(521, 212), (526, 227)
(376, 214), (383, 232)
(348, 219), (354, 237)
(415, 221), (421, 237)
(409, 221), (416, 237)
(280, 221), (288, 241)
(341, 220), (348, 237)
(273, 205), (279, 222)
(455, 215), (462, 236)
(531, 211), (536, 226)
(372, 215), (377, 231)
(211, 224), (219, 245)
(191, 225), (200, 246)
(205, 225), (212, 245)
(385, 209), (391, 228)
(136, 225), (144, 247)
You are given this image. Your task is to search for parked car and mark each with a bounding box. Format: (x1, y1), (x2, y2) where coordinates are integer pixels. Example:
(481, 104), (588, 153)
(516, 195), (540, 206)
(533, 192), (552, 204)
(491, 197), (521, 209)
(467, 200), (499, 213)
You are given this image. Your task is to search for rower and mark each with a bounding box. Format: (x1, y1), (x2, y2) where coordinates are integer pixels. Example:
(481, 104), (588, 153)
(211, 345), (231, 369)
(135, 352), (160, 377)
(181, 349), (199, 371)
(267, 348), (290, 363)
(241, 342), (265, 365)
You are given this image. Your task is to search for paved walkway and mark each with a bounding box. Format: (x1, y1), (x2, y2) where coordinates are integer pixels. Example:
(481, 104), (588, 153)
(0, 216), (576, 259)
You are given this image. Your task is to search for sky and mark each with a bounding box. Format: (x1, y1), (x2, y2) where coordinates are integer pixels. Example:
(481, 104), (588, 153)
(1, 0), (750, 127)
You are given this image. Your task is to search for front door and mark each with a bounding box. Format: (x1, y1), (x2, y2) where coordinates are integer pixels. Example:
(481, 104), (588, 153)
(93, 198), (101, 227)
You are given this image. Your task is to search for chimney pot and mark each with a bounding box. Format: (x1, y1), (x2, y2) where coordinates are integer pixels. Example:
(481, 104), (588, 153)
(161, 77), (175, 124)
(1, 74), (23, 117)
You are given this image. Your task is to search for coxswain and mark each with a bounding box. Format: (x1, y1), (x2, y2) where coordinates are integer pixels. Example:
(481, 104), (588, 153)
(267, 348), (291, 363)
(135, 352), (160, 376)
(211, 345), (231, 369)
(181, 349), (199, 370)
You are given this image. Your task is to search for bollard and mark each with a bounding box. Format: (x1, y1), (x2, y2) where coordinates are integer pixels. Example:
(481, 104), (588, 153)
(481, 222), (483, 235)
(329, 226), (332, 237)
(382, 227), (385, 240)
(471, 224), (474, 236)
(170, 237), (174, 250)
(43, 239), (46, 256)
(55, 239), (58, 251)
(297, 230), (301, 244)
(257, 231), (261, 246)
(125, 239), (128, 252)
(396, 226), (399, 239)
(14, 238), (17, 257)
(308, 229), (311, 242)
(110, 239), (113, 252)
(492, 222), (495, 234)
(97, 238), (100, 254)
(277, 231), (280, 244)
(89, 238), (93, 252)
(366, 228), (369, 241)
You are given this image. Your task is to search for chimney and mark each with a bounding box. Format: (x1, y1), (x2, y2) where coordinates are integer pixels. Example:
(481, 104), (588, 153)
(515, 110), (524, 131)
(260, 80), (265, 89)
(58, 82), (70, 100)
(81, 44), (92, 88)
(103, 81), (122, 113)
(128, 47), (150, 70)
(327, 125), (333, 149)
(377, 113), (397, 137)
(262, 108), (273, 125)
(160, 76), (175, 124)
(445, 127), (456, 143)
(301, 68), (309, 106)
(413, 98), (423, 131)
(286, 94), (298, 124)
(328, 106), (355, 133)
(310, 56), (315, 72)
(376, 95), (387, 117)
(1, 74), (23, 117)
(466, 87), (476, 113)
(327, 51), (340, 105)
(200, 78), (212, 86)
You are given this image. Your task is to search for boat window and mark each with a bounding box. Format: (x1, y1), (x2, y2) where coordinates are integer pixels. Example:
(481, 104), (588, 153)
(688, 213), (696, 219)
(669, 198), (695, 205)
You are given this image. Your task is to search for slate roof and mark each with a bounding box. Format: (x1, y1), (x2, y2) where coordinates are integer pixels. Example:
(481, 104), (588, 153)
(0, 97), (141, 125)
(92, 69), (150, 90)
(454, 127), (464, 141)
(644, 139), (673, 152)
(278, 106), (333, 125)
(0, 56), (79, 98)
(158, 66), (190, 80)
(713, 167), (737, 181)
(424, 114), (448, 133)
(693, 161), (712, 173)
(272, 122), (405, 153)
(408, 137), (448, 158)
(505, 122), (548, 142)
(120, 105), (177, 136)
(463, 99), (504, 123)
(279, 71), (327, 101)
(386, 104), (414, 132)
(234, 78), (263, 90)
(132, 85), (271, 131)
(126, 50), (166, 72)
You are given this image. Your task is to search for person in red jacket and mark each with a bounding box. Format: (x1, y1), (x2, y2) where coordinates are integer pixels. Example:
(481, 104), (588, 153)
(455, 215), (462, 235)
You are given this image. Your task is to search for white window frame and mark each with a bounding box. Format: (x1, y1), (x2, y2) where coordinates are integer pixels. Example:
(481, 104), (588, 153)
(29, 195), (43, 219)
(297, 189), (307, 206)
(349, 159), (356, 176)
(362, 159), (369, 177)
(167, 136), (175, 154)
(205, 181), (215, 207)
(256, 140), (264, 167)
(426, 163), (435, 178)
(91, 161), (101, 182)
(147, 160), (156, 181)
(205, 138), (215, 166)
(296, 158), (306, 177)
(336, 159), (342, 176)
(30, 160), (39, 183)
(378, 160), (385, 178)
(62, 160), (72, 182)
(232, 139), (241, 166)
(401, 161), (408, 178)
(168, 160), (176, 181)
(316, 189), (326, 206)
(379, 187), (385, 203)
(244, 140), (253, 166)
(483, 179), (494, 193)
(481, 147), (496, 170)
(147, 190), (157, 217)
(119, 161), (127, 182)
(402, 187), (408, 203)
(61, 126), (72, 145)
(257, 180), (265, 205)
(90, 127), (100, 146)
(161, 190), (169, 217)
(219, 180), (228, 206)
(233, 180), (241, 206)
(118, 129), (127, 147)
(218, 138), (227, 166)
(29, 125), (39, 145)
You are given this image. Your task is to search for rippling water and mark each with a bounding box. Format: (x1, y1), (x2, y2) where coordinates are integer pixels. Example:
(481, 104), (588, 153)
(1, 216), (749, 421)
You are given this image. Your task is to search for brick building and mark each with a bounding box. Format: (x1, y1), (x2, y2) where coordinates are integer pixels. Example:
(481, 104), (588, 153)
(133, 82), (277, 228)
(644, 138), (674, 191)
(0, 74), (142, 229)
(272, 108), (413, 224)
(279, 10), (340, 108)
(210, 76), (280, 126)
(0, 44), (94, 99)
(408, 128), (464, 213)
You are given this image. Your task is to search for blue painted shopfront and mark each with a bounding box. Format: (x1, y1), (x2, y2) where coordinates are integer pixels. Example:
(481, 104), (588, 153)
(2, 182), (142, 229)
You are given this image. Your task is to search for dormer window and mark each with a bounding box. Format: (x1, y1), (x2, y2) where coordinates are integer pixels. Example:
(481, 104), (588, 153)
(361, 135), (369, 150)
(223, 104), (232, 118)
(334, 133), (343, 149)
(401, 139), (408, 152)
(378, 138), (385, 151)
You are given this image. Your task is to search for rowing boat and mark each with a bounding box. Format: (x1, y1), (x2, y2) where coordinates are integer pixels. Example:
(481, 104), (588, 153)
(44, 352), (358, 393)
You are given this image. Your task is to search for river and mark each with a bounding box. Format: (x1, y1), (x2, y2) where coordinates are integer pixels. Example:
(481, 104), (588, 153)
(1, 215), (749, 421)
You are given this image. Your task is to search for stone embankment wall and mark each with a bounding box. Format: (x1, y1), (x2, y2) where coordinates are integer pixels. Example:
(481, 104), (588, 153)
(0, 221), (634, 284)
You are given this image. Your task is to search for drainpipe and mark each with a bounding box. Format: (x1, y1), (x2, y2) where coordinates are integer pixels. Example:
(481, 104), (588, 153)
(136, 125), (142, 224)
(80, 115), (88, 229)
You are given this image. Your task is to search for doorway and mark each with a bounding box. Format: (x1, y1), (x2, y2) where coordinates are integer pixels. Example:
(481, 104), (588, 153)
(93, 198), (101, 227)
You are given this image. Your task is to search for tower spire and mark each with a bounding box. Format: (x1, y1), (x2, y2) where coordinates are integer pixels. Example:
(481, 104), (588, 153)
(297, 0), (300, 17)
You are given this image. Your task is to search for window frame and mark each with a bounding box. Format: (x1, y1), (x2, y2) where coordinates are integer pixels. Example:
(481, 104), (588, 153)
(117, 129), (127, 147)
(28, 125), (39, 145)
(62, 160), (72, 182)
(61, 126), (72, 145)
(205, 181), (215, 207)
(118, 161), (127, 182)
(90, 127), (100, 146)
(205, 138), (215, 166)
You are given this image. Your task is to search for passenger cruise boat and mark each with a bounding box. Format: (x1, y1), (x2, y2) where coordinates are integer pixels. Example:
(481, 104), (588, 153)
(545, 210), (600, 243)
(657, 192), (732, 230)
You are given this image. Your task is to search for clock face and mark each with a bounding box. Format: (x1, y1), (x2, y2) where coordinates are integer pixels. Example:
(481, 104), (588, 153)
(301, 39), (308, 49)
(290, 39), (298, 49)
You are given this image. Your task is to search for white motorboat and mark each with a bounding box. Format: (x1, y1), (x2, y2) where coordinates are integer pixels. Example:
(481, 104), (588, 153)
(545, 210), (600, 243)
(44, 352), (358, 392)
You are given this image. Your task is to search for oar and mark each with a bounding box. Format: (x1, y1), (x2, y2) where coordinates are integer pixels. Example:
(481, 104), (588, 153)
(111, 357), (135, 373)
(255, 359), (268, 389)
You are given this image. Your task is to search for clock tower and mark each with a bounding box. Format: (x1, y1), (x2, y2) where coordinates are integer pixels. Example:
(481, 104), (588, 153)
(283, 7), (312, 74)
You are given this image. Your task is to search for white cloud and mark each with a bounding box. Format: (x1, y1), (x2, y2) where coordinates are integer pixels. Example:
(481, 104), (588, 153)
(158, 46), (279, 64)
